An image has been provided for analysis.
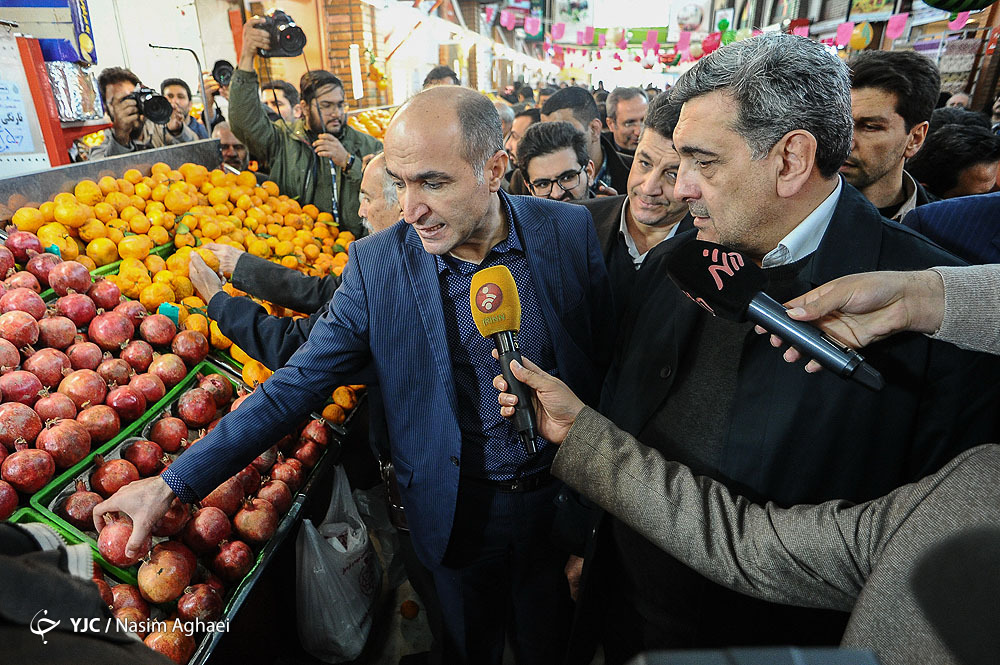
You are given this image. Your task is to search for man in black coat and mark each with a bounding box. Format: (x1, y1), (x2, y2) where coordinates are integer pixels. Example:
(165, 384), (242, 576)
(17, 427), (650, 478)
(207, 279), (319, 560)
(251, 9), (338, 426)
(569, 33), (1000, 665)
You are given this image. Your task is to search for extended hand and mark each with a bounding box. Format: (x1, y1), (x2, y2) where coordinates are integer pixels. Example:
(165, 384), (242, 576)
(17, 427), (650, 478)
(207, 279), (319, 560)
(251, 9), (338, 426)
(239, 18), (271, 71)
(189, 252), (224, 303)
(594, 183), (618, 197)
(202, 242), (244, 276)
(492, 353), (584, 444)
(167, 105), (185, 133)
(110, 96), (141, 146)
(93, 476), (175, 559)
(313, 134), (350, 169)
(762, 270), (945, 372)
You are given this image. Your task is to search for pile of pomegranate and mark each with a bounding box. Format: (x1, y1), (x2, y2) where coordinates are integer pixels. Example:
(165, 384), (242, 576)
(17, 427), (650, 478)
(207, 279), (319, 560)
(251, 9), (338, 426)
(0, 245), (211, 521)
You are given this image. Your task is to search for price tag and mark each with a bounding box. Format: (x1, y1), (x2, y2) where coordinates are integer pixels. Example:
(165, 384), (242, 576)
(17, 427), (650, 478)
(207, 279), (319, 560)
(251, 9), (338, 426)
(0, 79), (33, 154)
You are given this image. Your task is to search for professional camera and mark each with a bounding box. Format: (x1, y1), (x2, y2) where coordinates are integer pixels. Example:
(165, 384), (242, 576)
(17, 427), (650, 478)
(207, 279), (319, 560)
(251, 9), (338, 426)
(258, 8), (307, 58)
(123, 86), (172, 125)
(211, 59), (234, 87)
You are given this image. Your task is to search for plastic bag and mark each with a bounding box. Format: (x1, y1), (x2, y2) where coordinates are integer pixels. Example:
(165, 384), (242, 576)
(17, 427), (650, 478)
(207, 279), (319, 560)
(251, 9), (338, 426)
(353, 484), (407, 589)
(296, 464), (382, 663)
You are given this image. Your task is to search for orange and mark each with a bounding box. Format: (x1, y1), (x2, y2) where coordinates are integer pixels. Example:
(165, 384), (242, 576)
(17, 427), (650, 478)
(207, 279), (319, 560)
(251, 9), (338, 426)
(182, 312), (209, 336)
(97, 176), (119, 195)
(194, 247), (220, 272)
(93, 202), (116, 222)
(37, 201), (55, 223)
(303, 244), (320, 261)
(166, 248), (192, 276)
(134, 182), (152, 201)
(144, 254), (167, 274)
(207, 187), (229, 206)
(321, 403), (346, 424)
(37, 222), (68, 247)
(139, 282), (175, 313)
(116, 178), (135, 195)
(280, 255), (298, 269)
(153, 269), (175, 285)
(170, 275), (194, 300)
(181, 295), (206, 310)
(241, 359), (272, 386)
(123, 169), (143, 185)
(12, 207), (44, 233)
(151, 183), (169, 202)
(120, 205), (141, 222)
(76, 255), (97, 271)
(235, 171), (256, 188)
(73, 180), (103, 206)
(229, 344), (251, 365)
(261, 181), (279, 197)
(209, 320), (232, 350)
(332, 386), (357, 410)
(149, 225), (170, 246)
(179, 163), (209, 188)
(174, 233), (195, 249)
(78, 219), (108, 243)
(129, 195), (146, 211)
(302, 204), (319, 220)
(53, 202), (88, 229)
(129, 214), (151, 234)
(151, 162), (171, 176)
(86, 238), (119, 266)
(107, 228), (125, 245)
(105, 191), (130, 213)
(200, 221), (221, 240)
(164, 189), (194, 215)
(118, 235), (152, 260)
(316, 212), (334, 225)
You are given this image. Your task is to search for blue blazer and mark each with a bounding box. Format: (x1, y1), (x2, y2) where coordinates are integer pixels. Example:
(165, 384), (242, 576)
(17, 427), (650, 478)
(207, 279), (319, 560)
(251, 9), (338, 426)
(902, 191), (1000, 265)
(167, 191), (613, 565)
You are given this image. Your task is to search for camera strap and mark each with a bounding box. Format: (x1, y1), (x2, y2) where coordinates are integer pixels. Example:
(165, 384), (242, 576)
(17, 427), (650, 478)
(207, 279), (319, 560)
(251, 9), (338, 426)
(328, 158), (341, 225)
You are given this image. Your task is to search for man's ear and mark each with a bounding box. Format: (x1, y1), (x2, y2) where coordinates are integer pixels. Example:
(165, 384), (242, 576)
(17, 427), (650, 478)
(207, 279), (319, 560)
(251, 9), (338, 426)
(904, 121), (929, 159)
(585, 159), (596, 181)
(774, 130), (817, 199)
(486, 149), (509, 192)
(589, 118), (603, 142)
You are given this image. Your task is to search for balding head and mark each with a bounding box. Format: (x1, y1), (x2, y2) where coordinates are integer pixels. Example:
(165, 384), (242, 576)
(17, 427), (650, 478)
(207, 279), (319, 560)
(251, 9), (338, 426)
(358, 153), (401, 233)
(388, 86), (503, 183)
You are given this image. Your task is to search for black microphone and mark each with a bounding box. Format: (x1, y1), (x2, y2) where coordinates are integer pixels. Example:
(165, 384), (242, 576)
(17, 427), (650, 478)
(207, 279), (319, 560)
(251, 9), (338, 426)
(470, 265), (538, 454)
(666, 238), (884, 391)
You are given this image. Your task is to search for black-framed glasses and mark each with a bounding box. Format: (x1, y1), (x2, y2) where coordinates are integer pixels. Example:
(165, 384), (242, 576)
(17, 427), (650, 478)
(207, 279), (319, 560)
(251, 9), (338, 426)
(528, 166), (585, 196)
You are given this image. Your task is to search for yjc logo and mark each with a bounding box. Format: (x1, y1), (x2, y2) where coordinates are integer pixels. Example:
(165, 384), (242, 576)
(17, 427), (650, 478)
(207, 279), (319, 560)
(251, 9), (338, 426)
(475, 283), (504, 314)
(704, 247), (744, 291)
(30, 609), (60, 644)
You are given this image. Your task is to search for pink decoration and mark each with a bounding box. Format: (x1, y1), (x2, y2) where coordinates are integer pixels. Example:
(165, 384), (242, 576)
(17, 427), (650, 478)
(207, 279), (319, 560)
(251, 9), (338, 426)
(702, 31), (722, 54)
(948, 11), (970, 30)
(835, 22), (855, 46)
(484, 7), (494, 22)
(499, 9), (515, 30)
(576, 30), (584, 44)
(792, 26), (809, 36)
(616, 37), (627, 49)
(886, 12), (909, 40)
(676, 31), (692, 52)
(598, 34), (606, 47)
(646, 29), (659, 43)
(584, 26), (595, 43)
(524, 16), (541, 36)
(551, 22), (566, 40)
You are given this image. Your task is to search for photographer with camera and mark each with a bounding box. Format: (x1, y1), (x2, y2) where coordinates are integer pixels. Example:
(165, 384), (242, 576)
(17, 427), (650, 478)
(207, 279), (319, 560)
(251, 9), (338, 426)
(229, 13), (381, 238)
(161, 77), (209, 139)
(91, 67), (199, 159)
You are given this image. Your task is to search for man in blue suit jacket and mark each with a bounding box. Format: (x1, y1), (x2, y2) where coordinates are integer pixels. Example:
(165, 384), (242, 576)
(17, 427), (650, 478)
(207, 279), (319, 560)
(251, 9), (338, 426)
(94, 86), (613, 665)
(902, 191), (1000, 264)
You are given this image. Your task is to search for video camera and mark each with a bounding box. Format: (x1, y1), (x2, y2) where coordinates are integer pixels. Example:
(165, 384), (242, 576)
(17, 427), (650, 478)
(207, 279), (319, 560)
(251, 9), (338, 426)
(258, 8), (307, 58)
(124, 86), (172, 125)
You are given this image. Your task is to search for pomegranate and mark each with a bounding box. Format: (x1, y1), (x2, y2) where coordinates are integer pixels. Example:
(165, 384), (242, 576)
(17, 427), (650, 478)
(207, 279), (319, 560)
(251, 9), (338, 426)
(57, 368), (107, 408)
(212, 539), (254, 582)
(152, 497), (192, 537)
(111, 582), (150, 617)
(257, 478), (292, 514)
(77, 404), (121, 443)
(300, 419), (330, 448)
(139, 314), (177, 347)
(138, 547), (192, 603)
(66, 340), (102, 370)
(37, 316), (77, 350)
(22, 347), (71, 389)
(1, 440), (54, 493)
(34, 389), (77, 421)
(177, 583), (223, 622)
(114, 606), (148, 637)
(270, 454), (304, 492)
(235, 464), (261, 495)
(196, 569), (226, 595)
(93, 577), (113, 607)
(0, 479), (17, 520)
(199, 374), (233, 407)
(182, 506), (231, 553)
(47, 260), (91, 296)
(120, 340), (154, 373)
(4, 270), (40, 293)
(230, 390), (251, 411)
(144, 619), (196, 664)
(152, 540), (197, 577)
(128, 372), (165, 405)
(88, 311), (134, 352)
(56, 292), (97, 327)
(171, 330), (209, 366)
(89, 455), (138, 497)
(0, 402), (43, 448)
(0, 443), (5, 465)
(250, 445), (278, 474)
(0, 310), (39, 347)
(97, 357), (132, 387)
(292, 440), (322, 470)
(201, 476), (244, 516)
(0, 370), (43, 406)
(35, 418), (91, 469)
(234, 497), (278, 544)
(275, 433), (295, 453)
(149, 416), (187, 453)
(122, 439), (162, 476)
(98, 514), (150, 567)
(113, 300), (146, 328)
(0, 246), (15, 278)
(0, 337), (19, 373)
(88, 279), (122, 311)
(0, 287), (45, 320)
(148, 353), (187, 388)
(5, 231), (43, 264)
(59, 480), (102, 530)
(107, 385), (146, 422)
(25, 251), (61, 287)
(177, 388), (216, 428)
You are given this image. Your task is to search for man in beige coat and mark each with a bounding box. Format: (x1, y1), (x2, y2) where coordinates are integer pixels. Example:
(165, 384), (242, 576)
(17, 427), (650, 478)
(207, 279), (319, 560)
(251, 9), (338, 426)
(493, 264), (1000, 665)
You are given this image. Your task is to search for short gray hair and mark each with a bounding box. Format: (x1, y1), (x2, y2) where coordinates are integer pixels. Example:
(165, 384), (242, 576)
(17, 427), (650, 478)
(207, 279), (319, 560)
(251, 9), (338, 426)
(459, 93), (504, 183)
(494, 101), (515, 127)
(669, 33), (852, 178)
(606, 87), (647, 121)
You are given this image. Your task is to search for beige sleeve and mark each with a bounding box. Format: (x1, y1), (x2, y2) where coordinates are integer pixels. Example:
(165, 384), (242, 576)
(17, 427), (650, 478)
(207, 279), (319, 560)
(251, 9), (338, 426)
(929, 265), (1000, 355)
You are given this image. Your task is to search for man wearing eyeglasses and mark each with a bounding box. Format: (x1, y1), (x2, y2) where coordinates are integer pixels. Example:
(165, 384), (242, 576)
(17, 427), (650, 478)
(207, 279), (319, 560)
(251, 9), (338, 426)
(604, 87), (648, 157)
(517, 122), (595, 203)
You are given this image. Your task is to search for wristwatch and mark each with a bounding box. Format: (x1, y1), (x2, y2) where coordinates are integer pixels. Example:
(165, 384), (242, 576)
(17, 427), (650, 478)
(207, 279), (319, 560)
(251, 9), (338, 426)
(345, 154), (356, 171)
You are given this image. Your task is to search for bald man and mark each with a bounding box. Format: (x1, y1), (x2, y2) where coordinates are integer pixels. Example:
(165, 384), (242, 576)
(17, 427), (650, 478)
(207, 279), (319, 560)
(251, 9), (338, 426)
(95, 86), (612, 665)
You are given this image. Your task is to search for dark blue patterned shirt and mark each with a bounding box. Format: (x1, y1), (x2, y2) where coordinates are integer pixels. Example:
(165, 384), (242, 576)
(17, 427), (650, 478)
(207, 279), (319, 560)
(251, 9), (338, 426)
(435, 198), (557, 480)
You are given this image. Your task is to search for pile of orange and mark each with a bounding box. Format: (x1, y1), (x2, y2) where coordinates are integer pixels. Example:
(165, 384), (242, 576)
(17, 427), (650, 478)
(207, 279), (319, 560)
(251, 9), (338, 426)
(348, 108), (392, 140)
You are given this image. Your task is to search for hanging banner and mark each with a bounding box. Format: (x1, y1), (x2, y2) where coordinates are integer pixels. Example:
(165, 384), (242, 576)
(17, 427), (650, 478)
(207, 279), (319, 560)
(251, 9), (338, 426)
(551, 22), (566, 40)
(885, 12), (909, 39)
(835, 21), (856, 46)
(947, 11), (971, 29)
(792, 26), (810, 36)
(849, 0), (895, 22)
(598, 33), (606, 47)
(584, 26), (595, 43)
(524, 16), (542, 36)
(485, 7), (495, 23)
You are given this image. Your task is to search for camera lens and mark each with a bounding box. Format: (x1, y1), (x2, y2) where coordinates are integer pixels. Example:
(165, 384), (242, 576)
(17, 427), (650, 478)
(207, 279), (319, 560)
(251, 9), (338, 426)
(212, 60), (234, 87)
(278, 24), (307, 53)
(144, 94), (173, 125)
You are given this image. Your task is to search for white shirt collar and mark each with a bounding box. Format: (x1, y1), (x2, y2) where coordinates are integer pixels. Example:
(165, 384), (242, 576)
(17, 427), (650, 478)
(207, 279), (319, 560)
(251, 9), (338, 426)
(761, 178), (842, 268)
(618, 199), (681, 268)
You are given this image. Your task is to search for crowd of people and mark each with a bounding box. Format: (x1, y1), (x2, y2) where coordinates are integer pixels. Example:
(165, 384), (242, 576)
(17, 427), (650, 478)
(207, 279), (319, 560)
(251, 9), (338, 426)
(81, 21), (1000, 665)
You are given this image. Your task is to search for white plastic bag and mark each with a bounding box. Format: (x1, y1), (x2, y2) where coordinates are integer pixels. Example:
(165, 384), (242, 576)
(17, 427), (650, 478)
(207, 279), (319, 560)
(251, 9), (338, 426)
(296, 464), (382, 663)
(353, 484), (407, 589)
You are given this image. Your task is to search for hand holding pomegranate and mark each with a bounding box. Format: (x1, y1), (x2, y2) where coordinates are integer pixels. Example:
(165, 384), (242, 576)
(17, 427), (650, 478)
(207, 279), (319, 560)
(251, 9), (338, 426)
(93, 475), (175, 560)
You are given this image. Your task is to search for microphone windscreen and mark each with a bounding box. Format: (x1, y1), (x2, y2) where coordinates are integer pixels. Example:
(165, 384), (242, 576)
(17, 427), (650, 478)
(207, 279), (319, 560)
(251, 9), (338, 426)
(666, 238), (767, 321)
(470, 265), (521, 337)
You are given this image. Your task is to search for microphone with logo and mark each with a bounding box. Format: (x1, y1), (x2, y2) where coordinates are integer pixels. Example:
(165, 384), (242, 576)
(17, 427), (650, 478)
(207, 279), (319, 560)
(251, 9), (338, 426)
(470, 265), (538, 455)
(666, 238), (885, 391)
